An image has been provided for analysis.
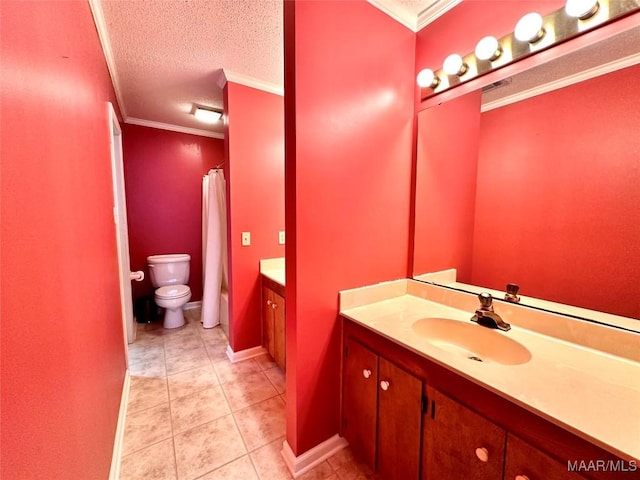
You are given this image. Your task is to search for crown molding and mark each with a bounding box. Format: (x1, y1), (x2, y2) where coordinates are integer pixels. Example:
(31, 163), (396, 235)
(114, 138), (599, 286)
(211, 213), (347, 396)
(367, 0), (461, 32)
(366, 0), (416, 30)
(482, 52), (640, 113)
(126, 118), (225, 139)
(218, 69), (284, 96)
(214, 70), (228, 89)
(416, 0), (462, 32)
(88, 0), (127, 119)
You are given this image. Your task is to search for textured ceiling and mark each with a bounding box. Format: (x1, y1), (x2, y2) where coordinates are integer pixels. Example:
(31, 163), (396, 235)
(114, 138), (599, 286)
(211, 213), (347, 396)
(95, 0), (285, 137)
(92, 0), (440, 137)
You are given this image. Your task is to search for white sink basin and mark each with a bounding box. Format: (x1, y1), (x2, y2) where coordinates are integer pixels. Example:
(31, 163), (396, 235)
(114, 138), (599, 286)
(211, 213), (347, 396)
(412, 317), (531, 365)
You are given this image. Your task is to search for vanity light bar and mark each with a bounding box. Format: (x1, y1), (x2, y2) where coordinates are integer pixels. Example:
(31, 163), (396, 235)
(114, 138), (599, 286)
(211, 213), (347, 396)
(418, 0), (640, 100)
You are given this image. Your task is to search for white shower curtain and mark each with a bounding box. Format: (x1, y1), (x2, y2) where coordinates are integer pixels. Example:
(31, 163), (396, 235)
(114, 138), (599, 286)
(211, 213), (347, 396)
(201, 169), (228, 329)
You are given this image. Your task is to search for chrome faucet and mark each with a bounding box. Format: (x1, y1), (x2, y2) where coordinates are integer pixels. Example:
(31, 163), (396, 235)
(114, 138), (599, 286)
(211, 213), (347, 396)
(471, 292), (511, 331)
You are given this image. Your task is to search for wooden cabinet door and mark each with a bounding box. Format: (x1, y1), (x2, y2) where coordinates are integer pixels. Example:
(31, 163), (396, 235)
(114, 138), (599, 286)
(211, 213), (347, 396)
(423, 387), (505, 480)
(262, 287), (275, 358)
(505, 434), (587, 480)
(377, 357), (422, 480)
(272, 291), (286, 369)
(342, 337), (378, 471)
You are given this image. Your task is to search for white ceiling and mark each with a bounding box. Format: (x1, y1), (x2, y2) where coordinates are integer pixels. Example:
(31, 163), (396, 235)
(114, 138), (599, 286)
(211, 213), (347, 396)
(90, 0), (456, 138)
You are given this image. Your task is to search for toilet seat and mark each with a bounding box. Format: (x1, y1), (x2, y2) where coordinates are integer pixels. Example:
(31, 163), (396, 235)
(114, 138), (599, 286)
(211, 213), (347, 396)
(155, 284), (191, 300)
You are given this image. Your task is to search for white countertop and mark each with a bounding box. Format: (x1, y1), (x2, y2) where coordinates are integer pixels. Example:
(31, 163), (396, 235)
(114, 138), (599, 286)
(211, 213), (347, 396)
(260, 257), (285, 287)
(340, 280), (640, 461)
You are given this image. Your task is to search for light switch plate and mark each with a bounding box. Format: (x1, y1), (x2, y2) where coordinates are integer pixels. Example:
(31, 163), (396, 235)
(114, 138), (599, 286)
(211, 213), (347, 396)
(241, 231), (251, 246)
(278, 231), (285, 245)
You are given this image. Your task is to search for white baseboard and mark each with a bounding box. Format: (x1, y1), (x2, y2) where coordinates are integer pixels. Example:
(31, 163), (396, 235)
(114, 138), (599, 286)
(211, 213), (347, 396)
(281, 434), (348, 478)
(225, 344), (268, 363)
(184, 300), (202, 310)
(109, 369), (131, 480)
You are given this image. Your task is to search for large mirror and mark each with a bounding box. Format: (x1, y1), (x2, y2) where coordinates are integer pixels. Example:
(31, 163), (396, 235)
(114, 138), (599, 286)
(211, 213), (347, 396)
(412, 22), (640, 330)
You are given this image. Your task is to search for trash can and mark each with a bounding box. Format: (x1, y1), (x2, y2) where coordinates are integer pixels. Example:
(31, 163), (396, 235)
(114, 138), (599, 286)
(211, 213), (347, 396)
(134, 295), (160, 324)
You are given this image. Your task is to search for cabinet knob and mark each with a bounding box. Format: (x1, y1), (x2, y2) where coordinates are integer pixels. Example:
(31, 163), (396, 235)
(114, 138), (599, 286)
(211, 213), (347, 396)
(271, 302), (278, 309)
(515, 476), (530, 480)
(362, 369), (372, 379)
(380, 380), (390, 391)
(266, 300), (272, 306)
(475, 447), (489, 463)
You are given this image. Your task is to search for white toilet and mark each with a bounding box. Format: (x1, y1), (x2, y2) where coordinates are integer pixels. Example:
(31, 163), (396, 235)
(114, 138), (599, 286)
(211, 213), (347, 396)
(147, 254), (192, 329)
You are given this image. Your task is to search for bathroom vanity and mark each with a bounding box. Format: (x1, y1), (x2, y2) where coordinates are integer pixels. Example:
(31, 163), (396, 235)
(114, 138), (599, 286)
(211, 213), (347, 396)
(260, 258), (286, 369)
(339, 280), (640, 480)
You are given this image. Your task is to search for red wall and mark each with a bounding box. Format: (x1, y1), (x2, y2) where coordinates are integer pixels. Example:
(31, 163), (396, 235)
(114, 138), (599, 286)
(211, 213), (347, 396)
(1, 2), (126, 478)
(413, 91), (482, 279)
(472, 64), (640, 319)
(224, 82), (285, 351)
(122, 124), (225, 302)
(284, 0), (415, 455)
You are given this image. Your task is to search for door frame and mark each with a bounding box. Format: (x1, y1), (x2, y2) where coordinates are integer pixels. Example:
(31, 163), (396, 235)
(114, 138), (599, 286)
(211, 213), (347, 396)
(108, 103), (135, 361)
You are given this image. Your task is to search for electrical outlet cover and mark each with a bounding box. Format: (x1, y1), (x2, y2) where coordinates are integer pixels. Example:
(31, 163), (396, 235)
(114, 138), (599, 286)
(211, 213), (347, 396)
(241, 231), (251, 246)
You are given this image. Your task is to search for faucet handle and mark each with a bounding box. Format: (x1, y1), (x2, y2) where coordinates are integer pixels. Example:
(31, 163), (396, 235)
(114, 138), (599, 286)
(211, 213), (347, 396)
(505, 283), (521, 303)
(478, 292), (493, 309)
(506, 283), (520, 295)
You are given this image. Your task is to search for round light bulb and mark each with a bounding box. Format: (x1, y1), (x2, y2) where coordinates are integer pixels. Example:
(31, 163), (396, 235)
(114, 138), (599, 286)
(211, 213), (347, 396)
(443, 54), (467, 76)
(514, 12), (545, 43)
(416, 69), (439, 88)
(565, 0), (599, 19)
(475, 36), (502, 61)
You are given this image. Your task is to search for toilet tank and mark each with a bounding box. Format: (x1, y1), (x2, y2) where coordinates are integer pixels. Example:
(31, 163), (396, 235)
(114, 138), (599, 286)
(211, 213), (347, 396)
(147, 254), (191, 287)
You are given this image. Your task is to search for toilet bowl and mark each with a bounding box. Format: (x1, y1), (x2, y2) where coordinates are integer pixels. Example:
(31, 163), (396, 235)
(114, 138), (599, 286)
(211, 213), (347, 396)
(147, 254), (191, 329)
(154, 285), (192, 329)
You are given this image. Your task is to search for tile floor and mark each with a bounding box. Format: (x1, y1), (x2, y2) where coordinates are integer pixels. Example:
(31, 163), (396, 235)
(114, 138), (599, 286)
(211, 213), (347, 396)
(119, 308), (373, 480)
